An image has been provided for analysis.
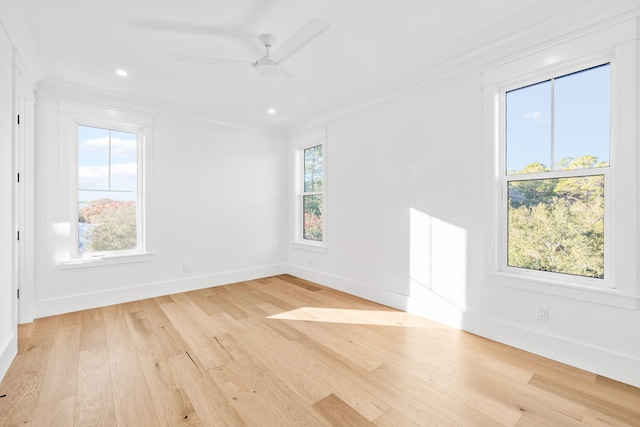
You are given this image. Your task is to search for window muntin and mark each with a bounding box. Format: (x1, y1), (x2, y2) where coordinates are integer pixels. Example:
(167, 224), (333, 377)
(503, 64), (610, 281)
(76, 124), (141, 255)
(302, 144), (323, 242)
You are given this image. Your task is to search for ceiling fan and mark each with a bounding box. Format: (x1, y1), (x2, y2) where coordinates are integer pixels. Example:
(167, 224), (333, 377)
(173, 17), (329, 102)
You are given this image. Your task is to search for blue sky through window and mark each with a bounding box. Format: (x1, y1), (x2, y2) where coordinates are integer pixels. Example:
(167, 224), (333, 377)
(78, 125), (137, 203)
(505, 64), (610, 173)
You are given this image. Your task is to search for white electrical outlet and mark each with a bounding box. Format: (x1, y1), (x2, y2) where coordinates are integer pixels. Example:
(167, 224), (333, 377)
(536, 305), (549, 322)
(182, 264), (189, 273)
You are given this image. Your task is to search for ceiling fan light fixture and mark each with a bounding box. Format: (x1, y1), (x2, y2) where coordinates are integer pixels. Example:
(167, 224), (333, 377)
(255, 57), (279, 76)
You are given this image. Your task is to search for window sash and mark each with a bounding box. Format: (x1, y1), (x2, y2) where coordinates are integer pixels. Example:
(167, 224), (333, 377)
(300, 142), (325, 243)
(72, 123), (145, 257)
(497, 64), (612, 287)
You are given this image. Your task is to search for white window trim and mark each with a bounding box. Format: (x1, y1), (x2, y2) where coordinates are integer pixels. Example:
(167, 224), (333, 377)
(56, 100), (154, 268)
(290, 127), (328, 252)
(481, 21), (639, 309)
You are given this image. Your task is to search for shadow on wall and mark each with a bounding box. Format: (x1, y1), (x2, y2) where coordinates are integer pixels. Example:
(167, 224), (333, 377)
(407, 208), (468, 328)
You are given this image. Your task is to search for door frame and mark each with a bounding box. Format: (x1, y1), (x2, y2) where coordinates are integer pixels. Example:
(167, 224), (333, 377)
(14, 50), (35, 324)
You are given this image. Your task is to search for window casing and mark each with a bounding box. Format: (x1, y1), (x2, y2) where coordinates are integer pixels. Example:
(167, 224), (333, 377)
(482, 20), (638, 308)
(290, 127), (327, 251)
(57, 101), (153, 268)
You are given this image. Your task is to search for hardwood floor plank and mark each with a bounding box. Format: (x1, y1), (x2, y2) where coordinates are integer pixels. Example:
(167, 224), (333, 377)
(240, 315), (388, 421)
(17, 323), (35, 353)
(276, 274), (326, 292)
(103, 304), (160, 427)
(242, 280), (300, 311)
(372, 362), (524, 426)
(206, 334), (332, 426)
(312, 393), (373, 426)
(79, 308), (107, 351)
(74, 345), (117, 427)
(206, 291), (250, 320)
(373, 407), (421, 427)
(37, 325), (80, 407)
(159, 300), (232, 370)
(291, 334), (459, 425)
(528, 374), (640, 425)
(22, 315), (60, 351)
(581, 407), (640, 427)
(124, 309), (203, 426)
(234, 317), (333, 405)
(174, 292), (231, 337)
(2, 276), (639, 426)
(278, 315), (385, 371)
(30, 395), (75, 427)
(0, 338), (54, 426)
(169, 352), (244, 426)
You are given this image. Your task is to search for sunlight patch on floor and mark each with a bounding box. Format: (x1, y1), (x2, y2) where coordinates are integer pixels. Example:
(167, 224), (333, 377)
(267, 307), (446, 328)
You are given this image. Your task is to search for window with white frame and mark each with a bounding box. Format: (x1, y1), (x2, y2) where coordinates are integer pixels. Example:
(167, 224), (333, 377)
(58, 100), (152, 266)
(76, 124), (142, 255)
(483, 22), (639, 307)
(502, 64), (610, 283)
(301, 143), (324, 242)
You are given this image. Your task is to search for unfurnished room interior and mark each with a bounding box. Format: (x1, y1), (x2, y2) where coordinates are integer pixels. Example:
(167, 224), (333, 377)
(1, 0), (640, 425)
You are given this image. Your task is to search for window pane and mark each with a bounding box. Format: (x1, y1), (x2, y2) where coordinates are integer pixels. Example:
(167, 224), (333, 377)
(79, 191), (137, 253)
(78, 125), (110, 189)
(304, 145), (323, 192)
(554, 64), (610, 170)
(110, 130), (138, 191)
(303, 195), (322, 241)
(507, 175), (604, 278)
(506, 81), (552, 174)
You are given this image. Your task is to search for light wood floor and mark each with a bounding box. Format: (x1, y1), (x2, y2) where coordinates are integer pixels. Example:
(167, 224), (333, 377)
(1, 275), (639, 426)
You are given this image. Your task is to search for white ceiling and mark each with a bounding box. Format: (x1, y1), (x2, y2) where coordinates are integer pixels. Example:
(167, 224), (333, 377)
(18, 0), (634, 132)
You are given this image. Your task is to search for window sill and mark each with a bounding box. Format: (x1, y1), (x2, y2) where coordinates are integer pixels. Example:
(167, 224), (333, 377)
(292, 241), (328, 253)
(58, 252), (155, 270)
(481, 271), (639, 309)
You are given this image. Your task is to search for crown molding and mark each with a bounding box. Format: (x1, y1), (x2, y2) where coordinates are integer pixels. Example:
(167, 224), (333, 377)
(285, 2), (640, 135)
(37, 78), (287, 138)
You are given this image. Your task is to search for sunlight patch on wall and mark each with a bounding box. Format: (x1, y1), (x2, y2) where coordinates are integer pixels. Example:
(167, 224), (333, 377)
(408, 208), (467, 327)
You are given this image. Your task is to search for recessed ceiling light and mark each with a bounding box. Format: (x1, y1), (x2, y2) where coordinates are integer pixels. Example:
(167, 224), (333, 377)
(267, 108), (276, 114)
(116, 69), (128, 77)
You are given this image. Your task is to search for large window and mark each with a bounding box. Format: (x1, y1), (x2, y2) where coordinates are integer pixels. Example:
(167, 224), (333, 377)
(502, 64), (610, 283)
(77, 125), (140, 255)
(302, 144), (324, 242)
(57, 100), (152, 267)
(483, 23), (638, 307)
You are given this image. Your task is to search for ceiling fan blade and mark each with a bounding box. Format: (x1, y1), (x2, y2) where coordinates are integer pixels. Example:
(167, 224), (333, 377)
(270, 17), (329, 64)
(274, 74), (308, 104)
(173, 54), (254, 67)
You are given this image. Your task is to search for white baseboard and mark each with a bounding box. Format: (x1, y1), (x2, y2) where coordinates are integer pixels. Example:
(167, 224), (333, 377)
(35, 264), (286, 318)
(285, 264), (408, 310)
(0, 333), (17, 383)
(285, 263), (640, 388)
(463, 312), (640, 389)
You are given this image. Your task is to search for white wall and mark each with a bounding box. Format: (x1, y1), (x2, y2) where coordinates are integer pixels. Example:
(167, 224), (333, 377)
(33, 95), (287, 317)
(287, 70), (482, 321)
(286, 20), (640, 387)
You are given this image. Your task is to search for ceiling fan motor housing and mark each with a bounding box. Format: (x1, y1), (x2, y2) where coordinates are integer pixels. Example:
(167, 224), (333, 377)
(255, 57), (279, 76)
